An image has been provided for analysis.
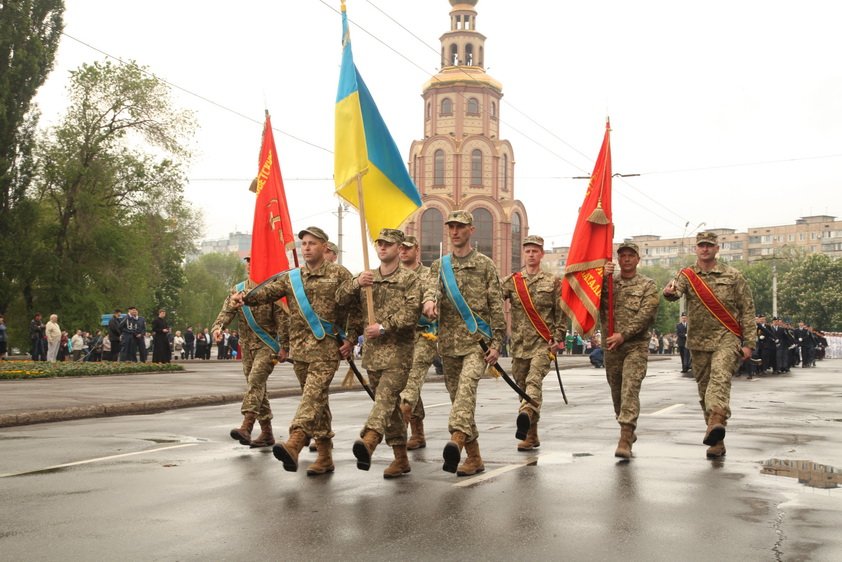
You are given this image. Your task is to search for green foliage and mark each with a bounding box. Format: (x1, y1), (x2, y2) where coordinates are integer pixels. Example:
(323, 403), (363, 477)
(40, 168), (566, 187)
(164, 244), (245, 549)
(0, 359), (183, 379)
(778, 254), (842, 330)
(0, 0), (65, 316)
(26, 59), (199, 332)
(638, 265), (679, 334)
(180, 253), (246, 331)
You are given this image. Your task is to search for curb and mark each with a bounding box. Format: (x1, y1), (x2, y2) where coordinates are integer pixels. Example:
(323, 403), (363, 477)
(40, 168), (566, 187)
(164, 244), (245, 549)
(0, 358), (669, 428)
(0, 385), (360, 429)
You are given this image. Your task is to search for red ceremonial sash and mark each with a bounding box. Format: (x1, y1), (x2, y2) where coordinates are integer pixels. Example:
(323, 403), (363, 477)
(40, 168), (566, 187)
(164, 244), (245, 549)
(513, 272), (554, 343)
(680, 268), (742, 339)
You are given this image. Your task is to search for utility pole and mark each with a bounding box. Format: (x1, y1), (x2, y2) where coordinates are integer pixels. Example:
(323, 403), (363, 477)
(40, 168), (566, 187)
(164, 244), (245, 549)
(337, 202), (345, 265)
(772, 262), (778, 318)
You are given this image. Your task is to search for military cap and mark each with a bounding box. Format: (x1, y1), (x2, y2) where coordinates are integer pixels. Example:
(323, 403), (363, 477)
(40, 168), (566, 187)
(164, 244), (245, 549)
(298, 226), (329, 241)
(617, 241), (640, 255)
(325, 242), (339, 254)
(696, 231), (718, 245)
(375, 228), (405, 244)
(401, 235), (419, 248)
(445, 209), (473, 225)
(243, 255), (251, 262)
(772, 316), (780, 321)
(522, 235), (544, 248)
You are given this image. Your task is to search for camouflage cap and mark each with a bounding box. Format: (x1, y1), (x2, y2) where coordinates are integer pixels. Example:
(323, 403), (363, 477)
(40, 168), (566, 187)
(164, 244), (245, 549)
(445, 209), (473, 225)
(325, 241), (339, 254)
(617, 241), (640, 255)
(522, 235), (544, 248)
(696, 231), (718, 245)
(375, 228), (405, 244)
(298, 226), (329, 241)
(401, 235), (419, 248)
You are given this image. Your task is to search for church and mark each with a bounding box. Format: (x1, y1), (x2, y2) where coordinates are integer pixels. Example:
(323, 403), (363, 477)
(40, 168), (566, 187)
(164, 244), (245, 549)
(402, 0), (529, 278)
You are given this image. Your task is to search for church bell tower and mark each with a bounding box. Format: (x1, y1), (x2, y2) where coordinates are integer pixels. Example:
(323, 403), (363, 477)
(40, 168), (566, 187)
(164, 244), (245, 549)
(403, 0), (528, 276)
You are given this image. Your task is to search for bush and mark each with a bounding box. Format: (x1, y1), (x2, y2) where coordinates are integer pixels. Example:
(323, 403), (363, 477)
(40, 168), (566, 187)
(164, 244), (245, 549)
(0, 360), (184, 379)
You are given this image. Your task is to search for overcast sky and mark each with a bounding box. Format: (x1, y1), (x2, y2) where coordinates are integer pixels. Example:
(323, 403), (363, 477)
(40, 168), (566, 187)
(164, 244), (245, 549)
(34, 1), (842, 270)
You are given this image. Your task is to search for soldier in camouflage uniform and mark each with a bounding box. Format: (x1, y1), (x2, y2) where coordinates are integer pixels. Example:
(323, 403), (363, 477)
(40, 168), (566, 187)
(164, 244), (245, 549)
(212, 257), (286, 449)
(599, 242), (659, 459)
(324, 241), (339, 263)
(663, 231), (756, 459)
(398, 235), (436, 450)
(501, 235), (566, 451)
(231, 226), (359, 475)
(422, 210), (506, 476)
(337, 229), (421, 478)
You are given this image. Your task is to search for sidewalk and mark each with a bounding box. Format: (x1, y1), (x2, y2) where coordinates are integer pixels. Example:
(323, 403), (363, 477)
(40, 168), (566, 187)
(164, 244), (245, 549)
(0, 355), (608, 427)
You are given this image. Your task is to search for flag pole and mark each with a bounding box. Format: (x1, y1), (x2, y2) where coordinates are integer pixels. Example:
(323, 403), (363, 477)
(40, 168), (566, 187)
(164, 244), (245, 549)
(355, 173), (376, 324)
(607, 223), (615, 335)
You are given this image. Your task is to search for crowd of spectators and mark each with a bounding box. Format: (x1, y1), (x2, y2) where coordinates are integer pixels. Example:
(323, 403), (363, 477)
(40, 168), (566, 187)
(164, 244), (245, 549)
(0, 309), (243, 363)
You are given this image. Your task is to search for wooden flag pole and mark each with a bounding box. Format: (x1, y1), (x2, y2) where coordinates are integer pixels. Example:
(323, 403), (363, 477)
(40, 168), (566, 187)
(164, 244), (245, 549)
(355, 173), (376, 324)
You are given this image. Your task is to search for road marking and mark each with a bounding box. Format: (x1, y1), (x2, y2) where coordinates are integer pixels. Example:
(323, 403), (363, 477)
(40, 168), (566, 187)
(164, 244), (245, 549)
(0, 444), (197, 478)
(642, 403), (685, 416)
(452, 452), (570, 488)
(425, 402), (451, 409)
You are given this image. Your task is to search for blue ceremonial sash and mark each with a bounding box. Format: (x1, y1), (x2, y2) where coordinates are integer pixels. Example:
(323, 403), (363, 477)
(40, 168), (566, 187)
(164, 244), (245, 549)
(288, 268), (346, 341)
(417, 315), (438, 334)
(439, 254), (491, 339)
(235, 281), (280, 353)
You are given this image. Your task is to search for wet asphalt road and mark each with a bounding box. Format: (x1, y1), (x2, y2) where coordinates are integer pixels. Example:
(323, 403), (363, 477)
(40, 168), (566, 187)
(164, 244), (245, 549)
(1, 357), (841, 561)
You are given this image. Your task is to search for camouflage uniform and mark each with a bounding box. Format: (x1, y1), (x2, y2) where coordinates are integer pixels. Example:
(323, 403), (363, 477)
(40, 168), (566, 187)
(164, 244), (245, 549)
(665, 262), (756, 419)
(337, 266), (420, 446)
(399, 262), (435, 421)
(501, 269), (566, 422)
(243, 260), (358, 439)
(424, 249), (505, 440)
(599, 271), (659, 428)
(211, 280), (284, 421)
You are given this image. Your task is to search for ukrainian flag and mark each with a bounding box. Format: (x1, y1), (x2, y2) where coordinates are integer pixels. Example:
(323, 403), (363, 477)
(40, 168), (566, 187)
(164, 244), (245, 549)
(334, 1), (422, 239)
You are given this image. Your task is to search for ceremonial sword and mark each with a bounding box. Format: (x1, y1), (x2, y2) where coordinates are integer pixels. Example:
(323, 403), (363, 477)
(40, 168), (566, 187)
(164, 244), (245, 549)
(478, 340), (539, 407)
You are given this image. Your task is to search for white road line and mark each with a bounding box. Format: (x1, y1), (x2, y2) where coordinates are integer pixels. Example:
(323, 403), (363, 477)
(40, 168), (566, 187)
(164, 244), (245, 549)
(0, 444), (197, 478)
(642, 403), (685, 416)
(452, 452), (570, 488)
(425, 402), (451, 409)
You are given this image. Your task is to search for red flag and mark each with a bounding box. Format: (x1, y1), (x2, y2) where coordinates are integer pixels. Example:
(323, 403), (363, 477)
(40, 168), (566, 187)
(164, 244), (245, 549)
(560, 119), (613, 337)
(249, 113), (295, 284)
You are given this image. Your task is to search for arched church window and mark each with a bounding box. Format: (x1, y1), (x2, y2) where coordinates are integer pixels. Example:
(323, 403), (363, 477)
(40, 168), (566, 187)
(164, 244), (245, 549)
(421, 208), (443, 264)
(467, 98), (479, 115)
(473, 208), (493, 258)
(441, 98), (452, 115)
(471, 149), (482, 186)
(434, 149), (445, 186)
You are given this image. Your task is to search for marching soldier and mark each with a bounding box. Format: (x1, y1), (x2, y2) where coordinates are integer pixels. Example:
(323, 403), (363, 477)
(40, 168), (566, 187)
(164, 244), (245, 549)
(398, 235), (436, 450)
(325, 241), (340, 263)
(664, 231), (756, 459)
(422, 210), (506, 476)
(501, 235), (566, 451)
(337, 229), (421, 478)
(230, 226), (359, 475)
(600, 242), (659, 459)
(212, 256), (286, 448)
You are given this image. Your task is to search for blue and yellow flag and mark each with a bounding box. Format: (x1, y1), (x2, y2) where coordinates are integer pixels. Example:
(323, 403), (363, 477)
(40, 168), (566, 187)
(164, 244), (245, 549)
(334, 1), (422, 239)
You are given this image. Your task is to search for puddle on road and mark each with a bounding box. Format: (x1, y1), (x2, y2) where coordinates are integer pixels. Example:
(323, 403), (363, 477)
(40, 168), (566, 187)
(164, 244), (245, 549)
(761, 458), (842, 489)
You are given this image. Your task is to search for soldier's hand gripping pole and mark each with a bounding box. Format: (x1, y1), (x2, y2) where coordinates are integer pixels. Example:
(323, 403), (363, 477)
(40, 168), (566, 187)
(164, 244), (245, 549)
(478, 340), (539, 407)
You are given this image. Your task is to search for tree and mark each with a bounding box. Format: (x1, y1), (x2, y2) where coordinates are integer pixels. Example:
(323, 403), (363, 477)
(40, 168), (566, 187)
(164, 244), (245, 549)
(778, 254), (842, 330)
(180, 253), (246, 331)
(0, 0), (64, 316)
(30, 59), (198, 331)
(638, 265), (680, 335)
